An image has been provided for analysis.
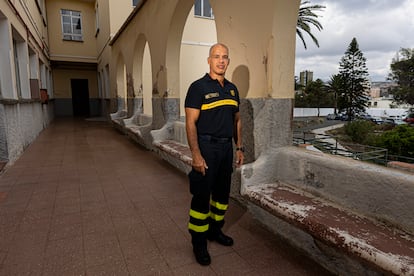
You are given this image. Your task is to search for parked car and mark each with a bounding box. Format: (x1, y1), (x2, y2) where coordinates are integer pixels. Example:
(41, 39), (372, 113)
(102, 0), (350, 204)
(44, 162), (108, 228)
(326, 113), (339, 120)
(383, 118), (407, 126)
(394, 119), (407, 125)
(371, 116), (384, 124)
(403, 113), (414, 124)
(356, 113), (373, 121)
(339, 113), (349, 121)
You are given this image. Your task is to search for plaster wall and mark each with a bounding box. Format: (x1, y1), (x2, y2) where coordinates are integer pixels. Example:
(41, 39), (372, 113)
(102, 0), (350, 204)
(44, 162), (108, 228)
(47, 0), (97, 63)
(95, 0), (111, 60)
(53, 69), (98, 99)
(108, 1), (134, 36)
(211, 0), (299, 99)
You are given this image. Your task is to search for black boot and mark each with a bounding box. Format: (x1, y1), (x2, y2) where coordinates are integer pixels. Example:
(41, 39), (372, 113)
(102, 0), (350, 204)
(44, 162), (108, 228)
(207, 229), (234, 246)
(193, 244), (211, 265)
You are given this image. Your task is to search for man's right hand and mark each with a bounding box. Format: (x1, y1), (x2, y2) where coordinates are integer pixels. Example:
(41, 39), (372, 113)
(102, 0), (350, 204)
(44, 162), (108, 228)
(192, 154), (208, 176)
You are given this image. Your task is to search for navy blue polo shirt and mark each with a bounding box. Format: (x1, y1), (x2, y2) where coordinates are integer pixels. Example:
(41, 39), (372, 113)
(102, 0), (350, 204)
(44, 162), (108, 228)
(185, 73), (240, 138)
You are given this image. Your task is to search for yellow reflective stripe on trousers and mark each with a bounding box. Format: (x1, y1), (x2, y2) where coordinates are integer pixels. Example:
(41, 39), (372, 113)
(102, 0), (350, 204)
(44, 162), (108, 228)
(201, 99), (238, 111)
(210, 199), (228, 211)
(189, 209), (210, 220)
(188, 222), (209, 233)
(210, 212), (225, 222)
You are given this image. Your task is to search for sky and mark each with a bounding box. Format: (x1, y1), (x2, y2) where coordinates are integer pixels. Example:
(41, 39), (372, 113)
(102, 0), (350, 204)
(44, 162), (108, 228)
(295, 0), (414, 83)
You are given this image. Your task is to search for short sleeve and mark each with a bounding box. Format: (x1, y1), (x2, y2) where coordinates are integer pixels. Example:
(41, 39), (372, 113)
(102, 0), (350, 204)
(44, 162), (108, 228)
(184, 82), (203, 109)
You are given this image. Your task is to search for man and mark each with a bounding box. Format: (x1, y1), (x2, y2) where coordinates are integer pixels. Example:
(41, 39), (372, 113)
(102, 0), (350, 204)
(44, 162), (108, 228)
(185, 43), (244, 266)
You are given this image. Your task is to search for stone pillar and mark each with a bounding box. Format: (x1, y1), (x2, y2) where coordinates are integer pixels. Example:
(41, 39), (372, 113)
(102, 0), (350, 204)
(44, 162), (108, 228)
(231, 98), (293, 198)
(152, 97), (180, 129)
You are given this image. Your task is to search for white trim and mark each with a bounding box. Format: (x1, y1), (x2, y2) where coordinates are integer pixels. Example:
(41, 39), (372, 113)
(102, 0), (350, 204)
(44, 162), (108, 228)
(181, 40), (215, 47)
(50, 54), (97, 62)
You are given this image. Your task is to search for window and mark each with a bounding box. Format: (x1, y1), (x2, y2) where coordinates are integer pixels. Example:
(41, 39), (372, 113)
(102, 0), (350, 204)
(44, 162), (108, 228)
(194, 0), (214, 19)
(132, 0), (141, 6)
(13, 39), (22, 97)
(61, 9), (82, 41)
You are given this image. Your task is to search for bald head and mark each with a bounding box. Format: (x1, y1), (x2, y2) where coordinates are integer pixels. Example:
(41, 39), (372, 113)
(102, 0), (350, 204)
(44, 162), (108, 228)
(209, 43), (229, 57)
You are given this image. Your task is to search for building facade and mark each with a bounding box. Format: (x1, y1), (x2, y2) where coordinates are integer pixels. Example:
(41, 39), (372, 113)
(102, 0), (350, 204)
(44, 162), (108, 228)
(0, 0), (53, 163)
(0, 0), (139, 163)
(47, 0), (134, 117)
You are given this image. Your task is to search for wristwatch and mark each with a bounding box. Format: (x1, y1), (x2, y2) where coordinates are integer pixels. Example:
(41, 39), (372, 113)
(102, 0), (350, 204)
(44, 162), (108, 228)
(236, 147), (245, 152)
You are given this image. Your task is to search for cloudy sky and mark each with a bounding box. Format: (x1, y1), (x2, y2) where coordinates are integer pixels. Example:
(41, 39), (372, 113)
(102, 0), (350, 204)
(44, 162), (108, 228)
(295, 0), (414, 83)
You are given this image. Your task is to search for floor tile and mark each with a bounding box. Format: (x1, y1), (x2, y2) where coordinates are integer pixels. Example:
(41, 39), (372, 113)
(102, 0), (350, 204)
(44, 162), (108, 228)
(0, 119), (333, 276)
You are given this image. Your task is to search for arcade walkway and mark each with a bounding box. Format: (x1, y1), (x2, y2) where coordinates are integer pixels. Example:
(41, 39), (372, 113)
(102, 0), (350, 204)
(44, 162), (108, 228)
(0, 119), (332, 275)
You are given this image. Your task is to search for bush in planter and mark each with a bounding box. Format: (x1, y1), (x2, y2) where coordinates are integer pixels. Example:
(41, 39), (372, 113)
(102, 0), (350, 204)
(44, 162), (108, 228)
(344, 119), (374, 144)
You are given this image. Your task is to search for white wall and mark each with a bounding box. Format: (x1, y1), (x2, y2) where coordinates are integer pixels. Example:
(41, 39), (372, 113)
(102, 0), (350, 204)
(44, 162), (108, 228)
(180, 6), (217, 116)
(294, 108), (410, 118)
(293, 108), (334, 117)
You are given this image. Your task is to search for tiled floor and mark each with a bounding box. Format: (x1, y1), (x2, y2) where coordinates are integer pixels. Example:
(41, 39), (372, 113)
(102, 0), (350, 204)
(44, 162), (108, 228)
(0, 118), (332, 275)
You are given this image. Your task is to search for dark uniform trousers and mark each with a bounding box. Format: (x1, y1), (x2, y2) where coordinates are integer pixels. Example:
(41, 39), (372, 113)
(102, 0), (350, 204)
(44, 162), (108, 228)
(188, 136), (233, 247)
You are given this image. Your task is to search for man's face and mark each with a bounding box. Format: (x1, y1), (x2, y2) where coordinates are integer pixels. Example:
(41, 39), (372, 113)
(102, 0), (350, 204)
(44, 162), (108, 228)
(208, 45), (229, 76)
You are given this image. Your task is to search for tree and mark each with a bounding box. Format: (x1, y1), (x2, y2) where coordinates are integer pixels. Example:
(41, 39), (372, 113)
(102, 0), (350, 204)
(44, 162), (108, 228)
(294, 79), (335, 111)
(297, 0), (325, 49)
(388, 48), (414, 105)
(326, 74), (345, 114)
(371, 124), (414, 158)
(338, 38), (370, 119)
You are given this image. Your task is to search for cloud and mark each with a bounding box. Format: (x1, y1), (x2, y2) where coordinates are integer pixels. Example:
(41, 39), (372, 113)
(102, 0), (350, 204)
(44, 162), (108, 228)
(295, 0), (414, 82)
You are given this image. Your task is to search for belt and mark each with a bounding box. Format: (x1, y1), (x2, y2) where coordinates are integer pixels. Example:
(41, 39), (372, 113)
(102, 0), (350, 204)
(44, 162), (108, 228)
(199, 135), (232, 143)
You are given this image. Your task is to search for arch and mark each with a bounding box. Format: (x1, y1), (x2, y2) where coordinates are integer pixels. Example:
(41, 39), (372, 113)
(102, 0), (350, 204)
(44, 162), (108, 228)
(132, 34), (147, 99)
(116, 53), (127, 111)
(142, 42), (152, 116)
(132, 34), (145, 115)
(232, 65), (250, 99)
(132, 34), (153, 116)
(179, 4), (217, 116)
(165, 0), (194, 99)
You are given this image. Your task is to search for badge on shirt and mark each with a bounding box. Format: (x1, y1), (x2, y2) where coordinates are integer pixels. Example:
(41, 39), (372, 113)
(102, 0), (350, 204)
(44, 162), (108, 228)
(230, 90), (235, 97)
(205, 92), (219, 99)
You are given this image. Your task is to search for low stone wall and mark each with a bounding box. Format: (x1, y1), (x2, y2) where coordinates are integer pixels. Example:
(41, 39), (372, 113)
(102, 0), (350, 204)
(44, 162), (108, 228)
(388, 161), (414, 174)
(0, 100), (54, 164)
(124, 113), (153, 149)
(241, 146), (414, 275)
(241, 146), (414, 234)
(151, 121), (192, 174)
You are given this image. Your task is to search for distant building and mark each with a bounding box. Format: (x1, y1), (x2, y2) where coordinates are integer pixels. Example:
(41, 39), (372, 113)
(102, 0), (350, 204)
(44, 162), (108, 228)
(367, 82), (414, 110)
(299, 70), (313, 87)
(370, 82), (398, 98)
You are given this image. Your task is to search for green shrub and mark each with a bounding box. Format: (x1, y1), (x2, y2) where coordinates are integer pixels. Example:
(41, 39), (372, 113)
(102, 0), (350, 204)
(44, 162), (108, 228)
(372, 125), (414, 157)
(344, 120), (374, 144)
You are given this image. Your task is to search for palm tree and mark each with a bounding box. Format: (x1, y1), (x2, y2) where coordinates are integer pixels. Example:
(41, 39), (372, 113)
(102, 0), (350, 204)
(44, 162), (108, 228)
(326, 74), (345, 115)
(297, 0), (325, 49)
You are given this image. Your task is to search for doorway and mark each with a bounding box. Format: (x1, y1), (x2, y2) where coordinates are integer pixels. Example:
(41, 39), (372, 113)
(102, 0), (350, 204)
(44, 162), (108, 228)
(71, 79), (90, 117)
